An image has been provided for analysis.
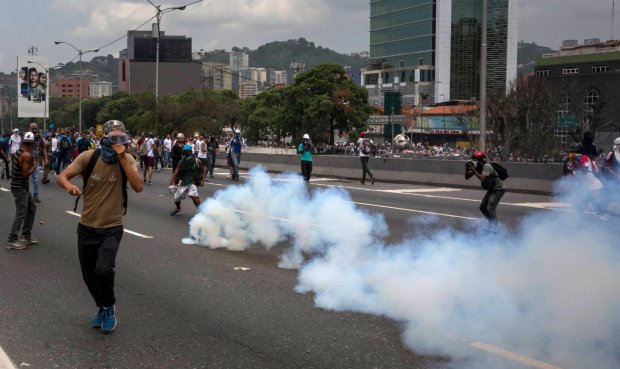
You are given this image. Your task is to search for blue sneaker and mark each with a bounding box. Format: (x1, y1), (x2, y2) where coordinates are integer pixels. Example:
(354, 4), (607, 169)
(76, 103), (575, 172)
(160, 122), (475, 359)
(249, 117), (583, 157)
(101, 306), (117, 333)
(92, 307), (104, 328)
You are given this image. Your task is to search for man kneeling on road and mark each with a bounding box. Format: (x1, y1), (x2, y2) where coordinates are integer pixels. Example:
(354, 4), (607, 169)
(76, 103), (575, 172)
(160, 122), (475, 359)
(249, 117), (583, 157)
(57, 120), (143, 334)
(169, 144), (205, 216)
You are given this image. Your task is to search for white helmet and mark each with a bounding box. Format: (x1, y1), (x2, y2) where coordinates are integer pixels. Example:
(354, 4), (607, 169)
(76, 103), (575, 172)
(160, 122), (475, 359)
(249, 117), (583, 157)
(303, 134), (310, 139)
(23, 132), (35, 143)
(176, 133), (185, 139)
(614, 137), (620, 147)
(234, 129), (241, 134)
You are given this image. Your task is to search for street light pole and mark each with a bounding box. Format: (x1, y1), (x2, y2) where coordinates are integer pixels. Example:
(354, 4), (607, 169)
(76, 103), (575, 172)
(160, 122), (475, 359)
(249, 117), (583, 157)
(440, 94), (446, 146)
(146, 0), (200, 127)
(390, 106), (395, 155)
(54, 41), (99, 133)
(479, 0), (488, 152)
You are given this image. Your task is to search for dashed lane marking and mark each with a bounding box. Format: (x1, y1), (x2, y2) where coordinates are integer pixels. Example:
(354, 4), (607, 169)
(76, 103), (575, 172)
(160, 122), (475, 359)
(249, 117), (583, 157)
(470, 341), (565, 369)
(65, 211), (154, 239)
(383, 188), (462, 194)
(0, 345), (16, 369)
(348, 201), (477, 220)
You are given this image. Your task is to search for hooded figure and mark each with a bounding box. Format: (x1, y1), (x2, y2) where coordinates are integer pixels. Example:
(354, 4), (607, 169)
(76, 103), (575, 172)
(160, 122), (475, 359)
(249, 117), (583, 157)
(602, 137), (620, 181)
(9, 129), (21, 155)
(581, 130), (598, 160)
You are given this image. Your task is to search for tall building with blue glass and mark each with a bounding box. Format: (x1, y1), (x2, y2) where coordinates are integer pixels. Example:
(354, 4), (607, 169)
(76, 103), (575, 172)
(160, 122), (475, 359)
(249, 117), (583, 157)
(365, 0), (518, 104)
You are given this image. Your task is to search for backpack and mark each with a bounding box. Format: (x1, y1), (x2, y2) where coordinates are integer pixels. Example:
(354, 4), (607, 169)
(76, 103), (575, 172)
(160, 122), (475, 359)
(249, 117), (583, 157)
(490, 162), (509, 180)
(73, 149), (128, 215)
(77, 138), (90, 152)
(139, 140), (148, 156)
(361, 138), (374, 155)
(60, 136), (72, 150)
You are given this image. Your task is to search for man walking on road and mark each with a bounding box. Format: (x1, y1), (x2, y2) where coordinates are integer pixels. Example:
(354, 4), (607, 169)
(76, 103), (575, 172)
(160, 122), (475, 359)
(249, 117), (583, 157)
(206, 135), (219, 178)
(57, 120), (143, 333)
(6, 132), (39, 250)
(357, 131), (375, 185)
(465, 151), (505, 225)
(227, 129), (245, 181)
(29, 123), (47, 203)
(298, 133), (314, 182)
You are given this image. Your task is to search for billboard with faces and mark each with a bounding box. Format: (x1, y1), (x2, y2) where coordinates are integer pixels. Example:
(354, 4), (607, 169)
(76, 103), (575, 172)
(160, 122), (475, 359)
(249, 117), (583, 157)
(17, 56), (49, 118)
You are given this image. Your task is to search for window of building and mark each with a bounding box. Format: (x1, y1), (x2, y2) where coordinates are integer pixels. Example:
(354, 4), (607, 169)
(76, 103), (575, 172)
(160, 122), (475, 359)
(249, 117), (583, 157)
(592, 65), (609, 73)
(584, 87), (601, 119)
(562, 68), (579, 75)
(536, 69), (550, 76)
(418, 58), (424, 66)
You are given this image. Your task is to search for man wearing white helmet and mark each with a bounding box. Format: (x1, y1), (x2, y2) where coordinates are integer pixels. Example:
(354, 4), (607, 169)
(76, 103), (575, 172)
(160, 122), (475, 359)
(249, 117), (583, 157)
(57, 119), (143, 334)
(9, 128), (21, 155)
(603, 137), (620, 181)
(6, 131), (38, 250)
(298, 133), (314, 182)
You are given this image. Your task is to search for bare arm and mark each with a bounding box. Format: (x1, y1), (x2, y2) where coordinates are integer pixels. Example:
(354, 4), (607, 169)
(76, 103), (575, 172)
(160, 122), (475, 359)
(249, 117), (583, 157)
(57, 166), (82, 196)
(198, 160), (206, 185)
(114, 144), (143, 193)
(20, 152), (36, 178)
(169, 167), (180, 186)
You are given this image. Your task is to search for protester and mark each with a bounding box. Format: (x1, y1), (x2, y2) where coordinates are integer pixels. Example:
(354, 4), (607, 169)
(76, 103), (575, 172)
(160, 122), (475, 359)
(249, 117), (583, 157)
(57, 120), (143, 333)
(6, 132), (38, 250)
(357, 131), (376, 185)
(227, 129), (245, 181)
(602, 137), (620, 181)
(196, 134), (208, 179)
(171, 133), (185, 172)
(206, 135), (219, 178)
(168, 144), (205, 215)
(581, 130), (598, 160)
(143, 133), (156, 184)
(163, 134), (172, 168)
(465, 151), (505, 225)
(298, 133), (314, 182)
(0, 133), (10, 179)
(9, 128), (21, 155)
(41, 135), (53, 184)
(29, 123), (47, 203)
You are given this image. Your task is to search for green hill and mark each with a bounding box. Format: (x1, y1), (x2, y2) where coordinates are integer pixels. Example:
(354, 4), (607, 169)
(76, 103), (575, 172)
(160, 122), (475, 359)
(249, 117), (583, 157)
(517, 41), (557, 76)
(203, 38), (367, 70)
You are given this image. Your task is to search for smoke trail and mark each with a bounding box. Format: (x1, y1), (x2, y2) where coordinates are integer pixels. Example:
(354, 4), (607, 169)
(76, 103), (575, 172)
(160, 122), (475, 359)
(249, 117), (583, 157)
(187, 167), (620, 369)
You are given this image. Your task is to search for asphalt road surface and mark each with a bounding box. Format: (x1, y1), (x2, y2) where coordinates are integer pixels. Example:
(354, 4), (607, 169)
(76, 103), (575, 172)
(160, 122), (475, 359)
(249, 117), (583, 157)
(0, 165), (559, 369)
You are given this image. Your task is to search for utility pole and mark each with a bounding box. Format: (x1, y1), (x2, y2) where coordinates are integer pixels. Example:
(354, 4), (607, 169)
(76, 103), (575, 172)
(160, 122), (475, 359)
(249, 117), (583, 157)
(479, 0), (488, 152)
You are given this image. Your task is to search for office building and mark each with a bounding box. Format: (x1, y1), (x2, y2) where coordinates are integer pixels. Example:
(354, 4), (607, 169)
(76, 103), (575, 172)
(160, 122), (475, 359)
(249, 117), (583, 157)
(202, 62), (232, 91)
(89, 81), (113, 98)
(52, 78), (90, 98)
(118, 30), (201, 95)
(364, 0), (518, 105)
(535, 39), (620, 145)
(269, 70), (288, 86)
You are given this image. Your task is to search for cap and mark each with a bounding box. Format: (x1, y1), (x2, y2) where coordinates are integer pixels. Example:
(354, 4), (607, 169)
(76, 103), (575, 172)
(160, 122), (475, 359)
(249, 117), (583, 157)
(471, 151), (486, 160)
(234, 129), (241, 134)
(360, 131), (366, 136)
(13, 128), (19, 133)
(103, 120), (126, 134)
(23, 132), (35, 143)
(614, 137), (620, 146)
(183, 144), (192, 151)
(303, 134), (310, 139)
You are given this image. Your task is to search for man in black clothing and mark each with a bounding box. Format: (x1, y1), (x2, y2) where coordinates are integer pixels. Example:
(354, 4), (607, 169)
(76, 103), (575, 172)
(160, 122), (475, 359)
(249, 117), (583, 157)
(171, 133), (186, 172)
(206, 135), (219, 178)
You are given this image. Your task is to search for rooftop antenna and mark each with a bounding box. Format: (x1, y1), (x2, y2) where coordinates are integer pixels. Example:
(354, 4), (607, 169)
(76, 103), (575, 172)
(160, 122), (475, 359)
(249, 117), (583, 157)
(27, 46), (38, 56)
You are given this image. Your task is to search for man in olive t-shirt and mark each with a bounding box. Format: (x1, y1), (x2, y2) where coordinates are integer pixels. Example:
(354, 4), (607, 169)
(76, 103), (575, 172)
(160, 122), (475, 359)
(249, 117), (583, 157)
(57, 120), (143, 334)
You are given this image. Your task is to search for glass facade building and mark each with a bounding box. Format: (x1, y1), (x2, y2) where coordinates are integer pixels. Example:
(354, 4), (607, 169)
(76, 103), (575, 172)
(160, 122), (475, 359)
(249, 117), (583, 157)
(368, 0), (518, 103)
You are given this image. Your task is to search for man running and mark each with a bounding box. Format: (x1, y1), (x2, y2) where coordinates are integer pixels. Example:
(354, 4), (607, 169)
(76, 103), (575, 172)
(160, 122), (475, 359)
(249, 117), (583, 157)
(465, 151), (505, 225)
(169, 144), (205, 215)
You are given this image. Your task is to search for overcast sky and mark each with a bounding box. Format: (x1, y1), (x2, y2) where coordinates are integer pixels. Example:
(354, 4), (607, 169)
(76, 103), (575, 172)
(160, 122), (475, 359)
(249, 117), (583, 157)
(0, 0), (617, 73)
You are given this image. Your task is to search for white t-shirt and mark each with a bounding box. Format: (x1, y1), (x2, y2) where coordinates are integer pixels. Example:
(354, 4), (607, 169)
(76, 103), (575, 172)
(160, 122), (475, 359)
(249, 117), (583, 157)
(196, 140), (207, 159)
(51, 137), (58, 152)
(164, 138), (172, 152)
(9, 134), (21, 154)
(146, 138), (155, 158)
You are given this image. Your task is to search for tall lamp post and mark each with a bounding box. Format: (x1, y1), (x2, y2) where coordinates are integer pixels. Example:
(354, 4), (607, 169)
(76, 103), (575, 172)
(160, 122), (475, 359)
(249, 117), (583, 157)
(26, 61), (62, 131)
(440, 94), (446, 146)
(390, 106), (395, 155)
(479, 0), (488, 152)
(147, 0), (201, 125)
(54, 41), (99, 133)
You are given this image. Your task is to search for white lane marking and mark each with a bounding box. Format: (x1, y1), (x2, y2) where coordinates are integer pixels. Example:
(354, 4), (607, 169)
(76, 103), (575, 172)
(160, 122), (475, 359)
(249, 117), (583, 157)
(470, 341), (565, 369)
(0, 345), (17, 369)
(349, 201), (477, 220)
(65, 211), (153, 239)
(511, 202), (570, 209)
(0, 187), (9, 192)
(383, 188), (462, 194)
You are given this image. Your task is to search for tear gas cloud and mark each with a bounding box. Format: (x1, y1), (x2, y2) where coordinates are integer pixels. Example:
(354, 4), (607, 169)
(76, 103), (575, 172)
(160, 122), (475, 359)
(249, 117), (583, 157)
(187, 167), (620, 369)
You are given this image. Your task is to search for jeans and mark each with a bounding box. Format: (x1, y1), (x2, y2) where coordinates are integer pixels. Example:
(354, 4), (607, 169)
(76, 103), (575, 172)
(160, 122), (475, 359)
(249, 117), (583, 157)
(231, 153), (241, 179)
(360, 156), (374, 183)
(480, 189), (505, 224)
(31, 164), (40, 199)
(77, 223), (124, 308)
(207, 154), (215, 176)
(163, 150), (171, 167)
(301, 160), (313, 181)
(8, 188), (36, 242)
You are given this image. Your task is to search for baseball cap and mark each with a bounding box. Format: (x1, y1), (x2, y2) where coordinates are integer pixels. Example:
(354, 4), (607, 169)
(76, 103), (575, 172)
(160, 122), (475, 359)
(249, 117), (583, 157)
(183, 144), (192, 151)
(23, 132), (35, 143)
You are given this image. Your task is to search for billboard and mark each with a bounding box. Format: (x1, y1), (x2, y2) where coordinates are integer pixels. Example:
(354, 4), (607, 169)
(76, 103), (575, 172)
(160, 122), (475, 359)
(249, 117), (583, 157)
(17, 56), (49, 118)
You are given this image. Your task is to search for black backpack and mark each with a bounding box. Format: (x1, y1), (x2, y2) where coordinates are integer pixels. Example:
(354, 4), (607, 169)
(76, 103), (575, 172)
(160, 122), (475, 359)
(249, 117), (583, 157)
(60, 136), (72, 150)
(490, 162), (509, 180)
(73, 149), (128, 214)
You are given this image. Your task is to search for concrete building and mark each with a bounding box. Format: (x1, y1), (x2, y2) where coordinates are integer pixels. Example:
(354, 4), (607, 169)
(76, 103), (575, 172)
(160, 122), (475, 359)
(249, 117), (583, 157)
(363, 0), (518, 106)
(535, 39), (620, 145)
(269, 70), (288, 86)
(250, 67), (268, 86)
(230, 52), (249, 94)
(239, 81), (258, 99)
(52, 78), (90, 98)
(118, 30), (201, 96)
(202, 62), (232, 91)
(89, 81), (113, 98)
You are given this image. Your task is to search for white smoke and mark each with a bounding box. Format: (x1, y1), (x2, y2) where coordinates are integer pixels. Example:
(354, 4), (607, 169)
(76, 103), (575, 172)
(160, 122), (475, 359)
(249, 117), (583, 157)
(187, 167), (620, 369)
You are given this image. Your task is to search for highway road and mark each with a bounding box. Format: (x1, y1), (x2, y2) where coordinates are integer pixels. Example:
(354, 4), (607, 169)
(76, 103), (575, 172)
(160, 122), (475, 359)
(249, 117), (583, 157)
(0, 166), (562, 369)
